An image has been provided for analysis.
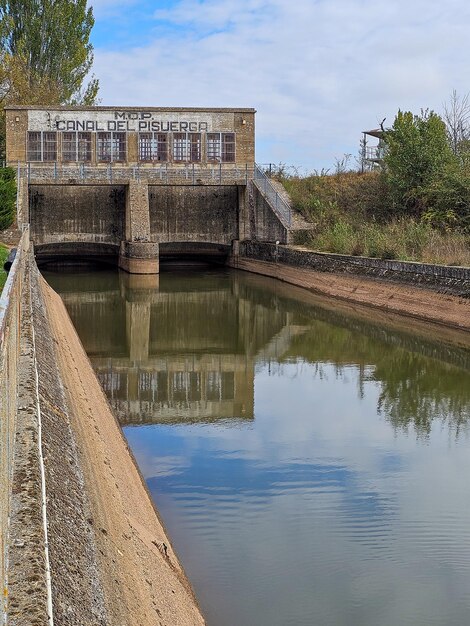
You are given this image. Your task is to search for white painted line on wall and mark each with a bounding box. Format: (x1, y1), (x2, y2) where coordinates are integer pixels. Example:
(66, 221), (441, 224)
(29, 278), (54, 626)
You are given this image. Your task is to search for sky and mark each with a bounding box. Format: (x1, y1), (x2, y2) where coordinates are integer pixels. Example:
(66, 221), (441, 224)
(89, 0), (470, 172)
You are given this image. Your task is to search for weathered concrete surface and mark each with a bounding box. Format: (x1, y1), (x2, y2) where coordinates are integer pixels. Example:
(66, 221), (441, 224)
(119, 240), (160, 274)
(29, 184), (126, 246)
(5, 255), (51, 625)
(31, 262), (108, 625)
(229, 249), (470, 332)
(4, 247), (108, 624)
(149, 184), (240, 243)
(1, 230), (52, 624)
(2, 238), (205, 623)
(39, 272), (206, 625)
(235, 240), (470, 297)
(247, 181), (289, 243)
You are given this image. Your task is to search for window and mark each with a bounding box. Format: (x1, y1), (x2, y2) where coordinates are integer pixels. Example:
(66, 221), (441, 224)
(63, 132), (92, 161)
(62, 132), (76, 161)
(97, 132), (126, 162)
(27, 131), (57, 161)
(78, 132), (92, 161)
(27, 132), (42, 161)
(173, 133), (201, 162)
(190, 134), (201, 162)
(207, 133), (221, 162)
(138, 132), (168, 162)
(207, 133), (235, 163)
(139, 133), (153, 161)
(221, 133), (235, 162)
(173, 133), (188, 162)
(43, 132), (57, 161)
(112, 132), (126, 161)
(97, 132), (111, 162)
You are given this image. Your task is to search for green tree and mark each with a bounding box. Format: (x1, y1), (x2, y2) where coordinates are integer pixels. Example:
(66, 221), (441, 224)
(0, 0), (99, 104)
(383, 109), (456, 216)
(0, 166), (16, 229)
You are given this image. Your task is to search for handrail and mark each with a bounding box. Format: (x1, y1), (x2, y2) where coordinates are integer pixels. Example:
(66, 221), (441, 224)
(15, 161), (293, 228)
(253, 164), (291, 227)
(17, 162), (255, 185)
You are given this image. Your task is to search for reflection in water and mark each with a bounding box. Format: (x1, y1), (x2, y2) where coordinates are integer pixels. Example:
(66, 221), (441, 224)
(48, 268), (470, 435)
(46, 267), (470, 626)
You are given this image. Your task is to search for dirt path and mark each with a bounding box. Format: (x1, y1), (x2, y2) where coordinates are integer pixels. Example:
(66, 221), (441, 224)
(41, 277), (205, 626)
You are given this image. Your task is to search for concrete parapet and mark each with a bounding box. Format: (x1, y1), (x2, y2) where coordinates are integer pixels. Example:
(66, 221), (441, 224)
(118, 240), (159, 274)
(0, 230), (45, 622)
(16, 176), (29, 225)
(236, 241), (470, 297)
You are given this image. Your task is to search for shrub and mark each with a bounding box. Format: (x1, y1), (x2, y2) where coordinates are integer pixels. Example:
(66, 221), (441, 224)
(383, 110), (456, 217)
(0, 167), (16, 230)
(0, 244), (8, 291)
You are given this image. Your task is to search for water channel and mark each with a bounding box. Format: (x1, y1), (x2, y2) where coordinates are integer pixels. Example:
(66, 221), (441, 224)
(45, 266), (470, 626)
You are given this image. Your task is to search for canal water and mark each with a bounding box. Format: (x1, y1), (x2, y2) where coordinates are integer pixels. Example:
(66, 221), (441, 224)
(45, 267), (470, 626)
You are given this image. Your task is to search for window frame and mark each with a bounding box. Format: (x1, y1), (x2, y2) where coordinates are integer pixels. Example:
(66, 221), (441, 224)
(61, 131), (92, 162)
(97, 131), (127, 163)
(172, 132), (202, 163)
(206, 132), (236, 163)
(27, 131), (57, 162)
(138, 132), (169, 162)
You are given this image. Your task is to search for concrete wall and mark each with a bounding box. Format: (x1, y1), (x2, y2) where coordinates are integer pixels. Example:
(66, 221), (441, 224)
(248, 182), (289, 243)
(29, 184), (125, 246)
(149, 185), (239, 244)
(0, 232), (27, 617)
(236, 241), (470, 296)
(0, 230), (53, 624)
(1, 234), (106, 622)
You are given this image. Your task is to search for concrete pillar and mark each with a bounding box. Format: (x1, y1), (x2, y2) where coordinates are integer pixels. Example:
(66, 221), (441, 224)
(119, 240), (159, 274)
(119, 180), (159, 274)
(18, 177), (29, 225)
(238, 185), (249, 240)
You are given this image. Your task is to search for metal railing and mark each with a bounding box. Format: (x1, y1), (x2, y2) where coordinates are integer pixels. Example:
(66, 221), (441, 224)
(363, 146), (385, 161)
(16, 161), (293, 228)
(253, 164), (292, 227)
(19, 162), (255, 186)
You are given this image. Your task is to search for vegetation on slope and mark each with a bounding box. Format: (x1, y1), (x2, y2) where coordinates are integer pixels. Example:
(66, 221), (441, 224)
(277, 108), (470, 266)
(0, 167), (16, 230)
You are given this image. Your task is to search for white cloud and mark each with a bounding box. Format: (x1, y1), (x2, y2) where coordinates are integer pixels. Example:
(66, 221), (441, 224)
(92, 0), (470, 170)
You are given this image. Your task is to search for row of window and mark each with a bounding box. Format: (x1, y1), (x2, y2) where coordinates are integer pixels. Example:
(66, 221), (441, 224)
(27, 131), (236, 163)
(97, 370), (236, 402)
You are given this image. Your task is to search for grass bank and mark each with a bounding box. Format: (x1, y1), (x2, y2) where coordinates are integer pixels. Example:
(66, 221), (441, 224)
(0, 244), (8, 291)
(280, 171), (470, 266)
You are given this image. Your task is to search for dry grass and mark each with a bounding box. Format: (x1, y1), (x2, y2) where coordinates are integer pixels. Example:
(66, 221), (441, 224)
(281, 172), (470, 266)
(421, 231), (470, 266)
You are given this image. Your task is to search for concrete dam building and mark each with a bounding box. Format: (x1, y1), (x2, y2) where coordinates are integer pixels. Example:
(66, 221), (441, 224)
(5, 105), (294, 272)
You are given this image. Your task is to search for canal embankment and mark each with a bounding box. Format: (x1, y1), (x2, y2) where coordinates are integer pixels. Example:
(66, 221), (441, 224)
(229, 241), (470, 332)
(1, 231), (205, 624)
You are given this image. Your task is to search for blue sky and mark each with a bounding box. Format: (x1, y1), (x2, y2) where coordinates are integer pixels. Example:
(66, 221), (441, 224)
(89, 0), (470, 171)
